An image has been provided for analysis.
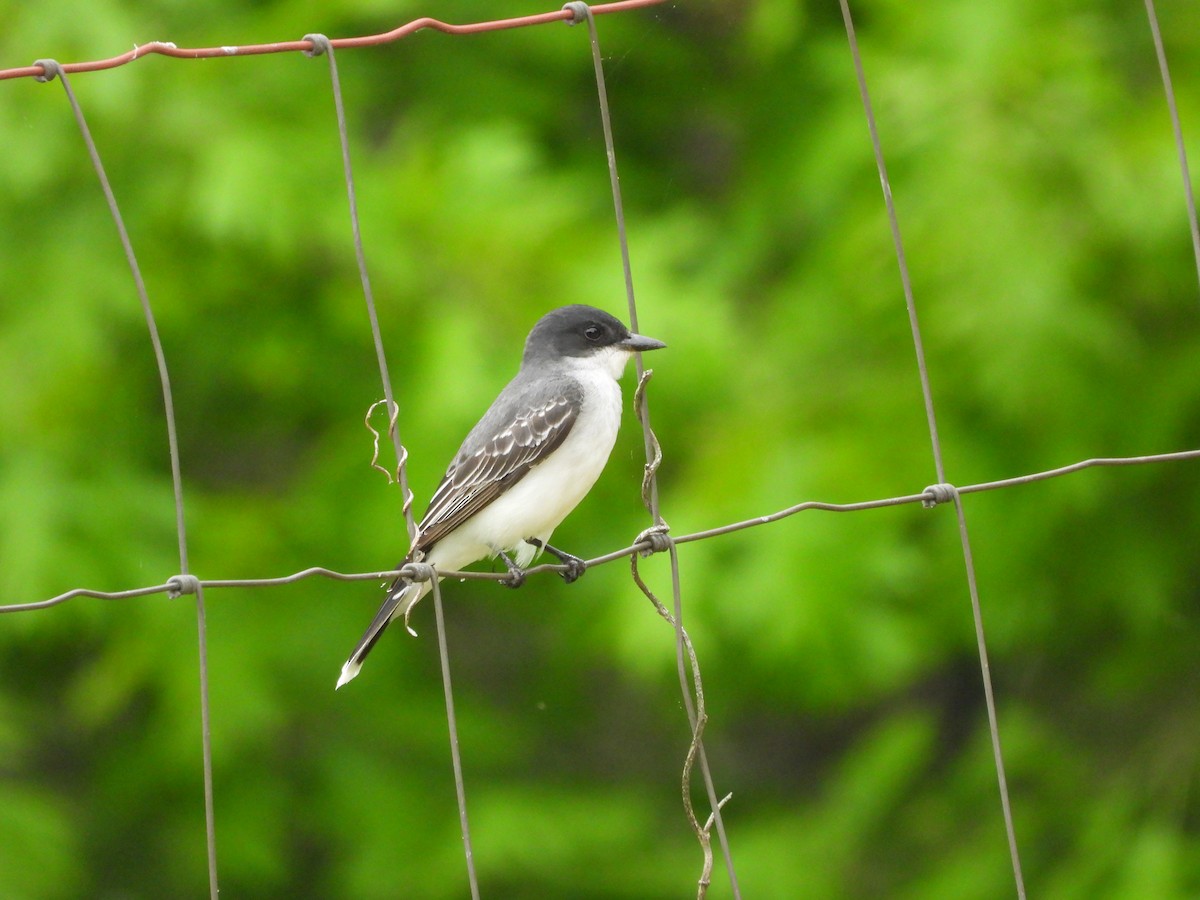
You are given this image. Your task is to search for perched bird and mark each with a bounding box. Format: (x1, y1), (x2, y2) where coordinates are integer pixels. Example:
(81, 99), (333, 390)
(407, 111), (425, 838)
(337, 304), (666, 688)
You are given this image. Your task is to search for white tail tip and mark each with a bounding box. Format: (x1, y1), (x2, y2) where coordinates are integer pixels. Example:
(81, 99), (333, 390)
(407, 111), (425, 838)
(335, 661), (360, 690)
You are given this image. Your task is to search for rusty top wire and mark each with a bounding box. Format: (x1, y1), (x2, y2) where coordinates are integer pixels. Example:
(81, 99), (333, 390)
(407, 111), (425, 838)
(0, 0), (668, 82)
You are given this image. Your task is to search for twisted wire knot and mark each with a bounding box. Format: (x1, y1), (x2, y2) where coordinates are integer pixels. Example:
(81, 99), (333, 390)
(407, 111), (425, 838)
(562, 2), (589, 25)
(302, 33), (332, 58)
(33, 59), (62, 83)
(922, 483), (959, 508)
(636, 523), (673, 557)
(167, 574), (201, 598)
(401, 562), (436, 583)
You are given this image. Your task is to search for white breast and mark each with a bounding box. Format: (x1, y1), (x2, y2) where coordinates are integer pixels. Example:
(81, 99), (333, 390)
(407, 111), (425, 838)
(428, 351), (629, 571)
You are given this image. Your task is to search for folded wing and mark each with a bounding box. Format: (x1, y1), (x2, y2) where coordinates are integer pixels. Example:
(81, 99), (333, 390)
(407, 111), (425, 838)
(413, 389), (581, 553)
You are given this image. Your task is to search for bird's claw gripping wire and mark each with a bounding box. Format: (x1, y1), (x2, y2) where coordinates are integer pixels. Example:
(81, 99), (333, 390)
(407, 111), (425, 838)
(497, 550), (527, 589)
(528, 537), (587, 583)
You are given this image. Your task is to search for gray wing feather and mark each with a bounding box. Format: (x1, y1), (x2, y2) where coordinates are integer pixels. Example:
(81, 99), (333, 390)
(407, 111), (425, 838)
(413, 374), (582, 553)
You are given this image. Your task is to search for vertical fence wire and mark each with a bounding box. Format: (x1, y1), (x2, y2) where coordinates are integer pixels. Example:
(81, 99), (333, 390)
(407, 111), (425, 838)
(31, 60), (220, 900)
(565, 4), (741, 897)
(303, 35), (478, 893)
(836, 4), (1027, 897)
(1143, 0), (1200, 296)
(431, 575), (481, 900)
(303, 34), (419, 546)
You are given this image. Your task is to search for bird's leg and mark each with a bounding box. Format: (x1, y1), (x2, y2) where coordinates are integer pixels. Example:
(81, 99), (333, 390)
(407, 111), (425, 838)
(528, 538), (587, 584)
(496, 549), (526, 589)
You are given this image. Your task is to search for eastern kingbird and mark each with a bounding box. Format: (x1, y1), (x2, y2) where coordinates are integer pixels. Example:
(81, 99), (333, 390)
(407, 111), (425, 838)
(337, 304), (666, 688)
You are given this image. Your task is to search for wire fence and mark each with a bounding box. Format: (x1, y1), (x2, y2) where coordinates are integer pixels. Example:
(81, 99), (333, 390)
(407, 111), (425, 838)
(2, 2), (1198, 898)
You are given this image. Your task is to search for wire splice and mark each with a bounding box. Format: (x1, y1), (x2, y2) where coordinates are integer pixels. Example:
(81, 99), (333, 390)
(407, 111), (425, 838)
(302, 33), (331, 58)
(167, 574), (202, 598)
(922, 483), (958, 508)
(32, 58), (61, 83)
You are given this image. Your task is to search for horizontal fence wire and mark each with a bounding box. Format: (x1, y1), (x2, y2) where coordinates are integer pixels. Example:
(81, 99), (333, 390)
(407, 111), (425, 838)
(0, 0), (665, 81)
(5, 449), (1199, 611)
(4, 2), (1199, 899)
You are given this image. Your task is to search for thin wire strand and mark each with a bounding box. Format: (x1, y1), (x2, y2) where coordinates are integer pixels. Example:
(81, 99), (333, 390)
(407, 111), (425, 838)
(0, 1), (668, 82)
(569, 4), (661, 521)
(5, 447), (1198, 612)
(32, 61), (219, 900)
(193, 582), (218, 896)
(1143, 0), (1200, 296)
(629, 549), (718, 898)
(305, 35), (417, 545)
(430, 575), (481, 900)
(667, 542), (732, 900)
(305, 34), (477, 881)
(837, 3), (1026, 896)
(944, 486), (1019, 870)
(566, 5), (740, 896)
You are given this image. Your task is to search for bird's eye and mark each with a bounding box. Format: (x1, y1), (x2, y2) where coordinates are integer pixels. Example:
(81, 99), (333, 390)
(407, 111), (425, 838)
(583, 324), (603, 342)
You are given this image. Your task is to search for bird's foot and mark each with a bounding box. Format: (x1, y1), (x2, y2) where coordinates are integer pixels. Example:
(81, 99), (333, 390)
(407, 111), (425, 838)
(556, 553), (586, 584)
(497, 550), (527, 589)
(529, 538), (587, 584)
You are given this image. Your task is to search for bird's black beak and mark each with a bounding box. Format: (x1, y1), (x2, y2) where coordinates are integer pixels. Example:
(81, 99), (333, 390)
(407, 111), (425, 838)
(619, 333), (667, 352)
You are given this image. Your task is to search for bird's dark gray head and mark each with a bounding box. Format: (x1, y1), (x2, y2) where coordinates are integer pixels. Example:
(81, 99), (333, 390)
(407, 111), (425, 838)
(522, 304), (666, 366)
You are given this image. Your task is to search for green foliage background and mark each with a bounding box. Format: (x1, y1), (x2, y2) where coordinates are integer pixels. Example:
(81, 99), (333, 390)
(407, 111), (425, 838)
(2, 1), (1199, 897)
